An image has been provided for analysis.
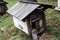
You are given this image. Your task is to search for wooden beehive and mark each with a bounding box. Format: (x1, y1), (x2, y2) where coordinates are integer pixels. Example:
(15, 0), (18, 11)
(7, 1), (54, 40)
(0, 0), (8, 15)
(7, 2), (40, 34)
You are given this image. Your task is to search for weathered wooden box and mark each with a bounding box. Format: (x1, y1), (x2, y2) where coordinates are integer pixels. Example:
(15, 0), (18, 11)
(7, 1), (55, 40)
(0, 0), (8, 15)
(7, 2), (41, 35)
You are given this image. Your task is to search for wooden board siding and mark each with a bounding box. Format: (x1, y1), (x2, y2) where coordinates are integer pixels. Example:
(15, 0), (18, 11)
(13, 17), (29, 34)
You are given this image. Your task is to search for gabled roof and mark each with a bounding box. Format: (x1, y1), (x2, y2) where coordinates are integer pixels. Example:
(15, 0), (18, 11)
(7, 2), (40, 20)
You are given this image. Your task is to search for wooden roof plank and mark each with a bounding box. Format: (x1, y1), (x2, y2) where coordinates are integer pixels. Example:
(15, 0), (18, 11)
(7, 2), (40, 20)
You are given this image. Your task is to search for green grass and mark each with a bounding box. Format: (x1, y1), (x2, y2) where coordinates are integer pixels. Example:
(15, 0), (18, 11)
(0, 0), (60, 40)
(45, 9), (60, 40)
(0, 14), (13, 28)
(0, 0), (18, 28)
(5, 0), (18, 8)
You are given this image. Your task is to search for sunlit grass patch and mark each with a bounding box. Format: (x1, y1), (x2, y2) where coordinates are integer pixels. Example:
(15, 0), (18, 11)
(0, 14), (13, 29)
(5, 0), (18, 8)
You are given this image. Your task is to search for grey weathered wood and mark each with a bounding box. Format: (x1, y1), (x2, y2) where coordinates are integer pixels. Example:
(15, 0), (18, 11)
(7, 2), (39, 20)
(32, 29), (38, 40)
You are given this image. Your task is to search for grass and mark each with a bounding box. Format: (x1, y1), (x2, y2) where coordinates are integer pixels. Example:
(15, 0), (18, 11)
(45, 9), (60, 40)
(38, 0), (57, 6)
(0, 0), (60, 40)
(5, 0), (18, 8)
(0, 0), (18, 28)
